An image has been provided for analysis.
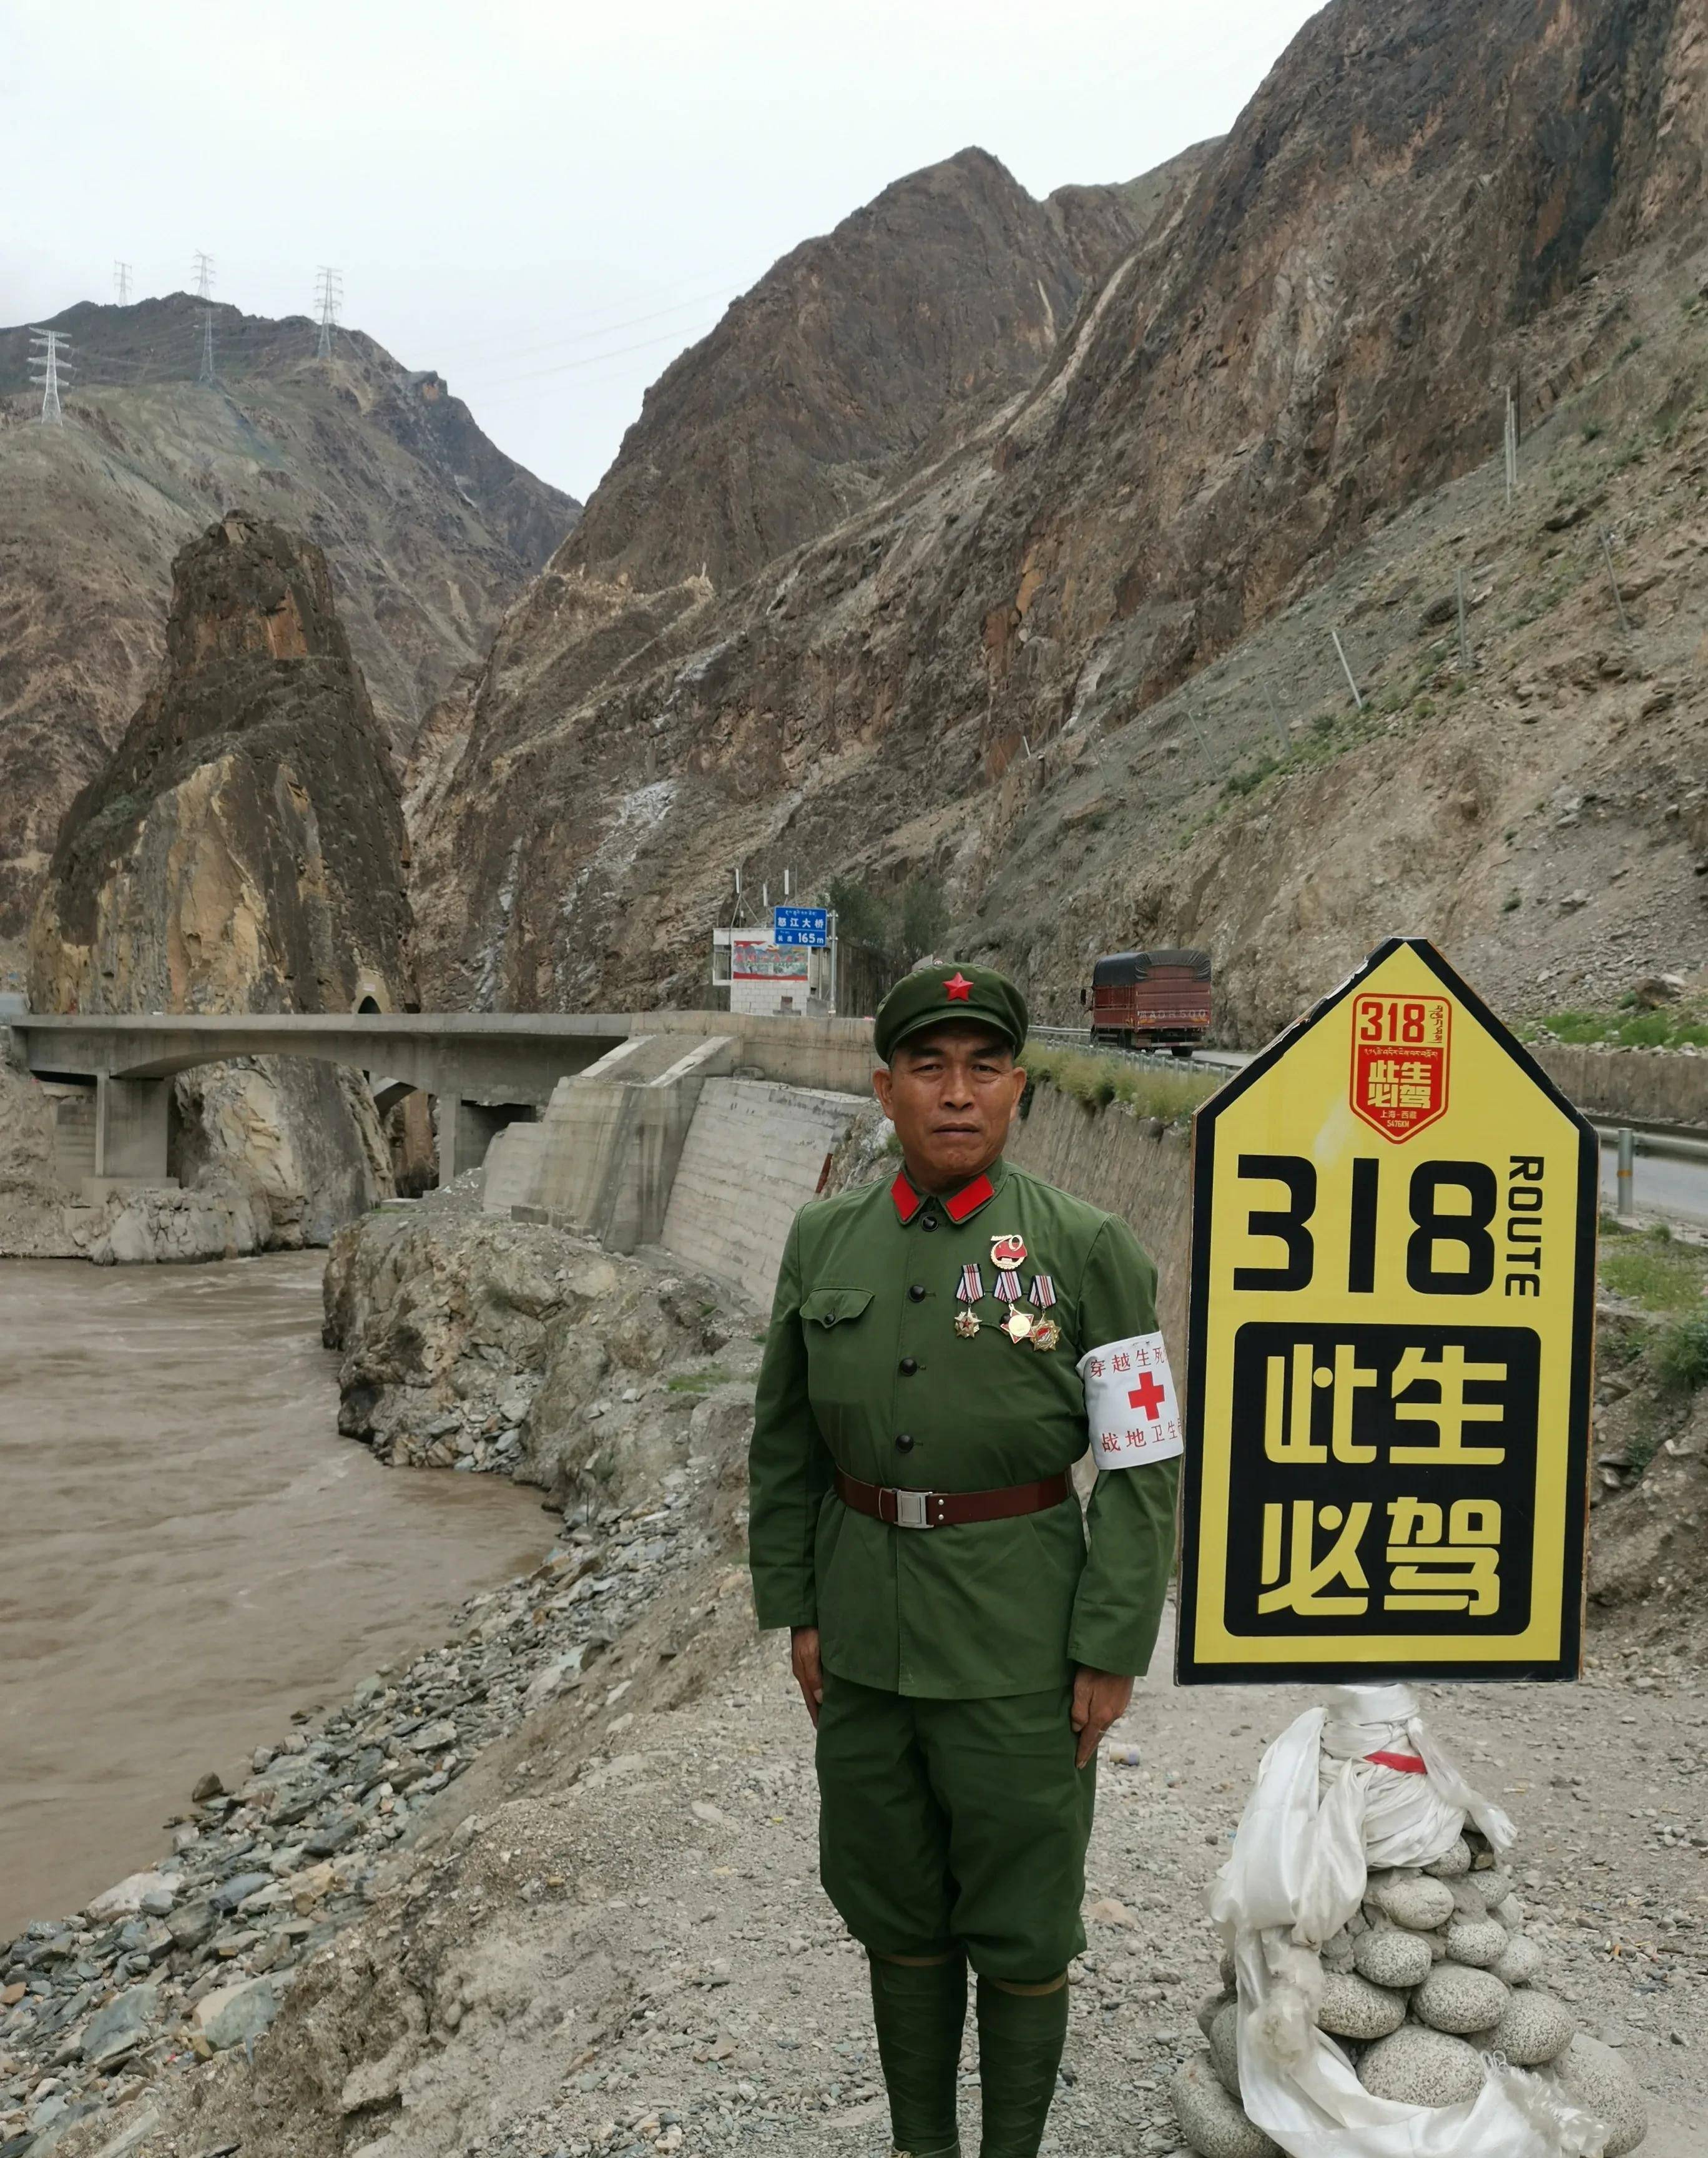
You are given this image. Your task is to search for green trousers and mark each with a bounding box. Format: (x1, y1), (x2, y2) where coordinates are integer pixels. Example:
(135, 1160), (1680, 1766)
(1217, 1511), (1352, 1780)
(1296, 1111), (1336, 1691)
(815, 1672), (1096, 1981)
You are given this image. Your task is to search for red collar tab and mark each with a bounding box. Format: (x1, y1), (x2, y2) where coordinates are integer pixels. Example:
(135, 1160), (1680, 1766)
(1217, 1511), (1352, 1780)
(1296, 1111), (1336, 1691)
(891, 1170), (998, 1224)
(944, 1173), (996, 1224)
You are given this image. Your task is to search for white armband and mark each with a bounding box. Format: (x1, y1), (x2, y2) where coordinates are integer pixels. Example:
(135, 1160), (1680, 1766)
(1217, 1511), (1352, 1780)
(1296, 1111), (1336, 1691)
(1077, 1332), (1184, 1469)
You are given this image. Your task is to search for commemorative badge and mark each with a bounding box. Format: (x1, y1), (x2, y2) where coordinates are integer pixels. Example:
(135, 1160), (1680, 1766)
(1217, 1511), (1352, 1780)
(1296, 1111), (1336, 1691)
(991, 1233), (1026, 1271)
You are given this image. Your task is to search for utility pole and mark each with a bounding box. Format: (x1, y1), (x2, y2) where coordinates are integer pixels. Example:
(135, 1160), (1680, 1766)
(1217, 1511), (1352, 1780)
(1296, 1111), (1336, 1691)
(113, 260), (132, 306)
(192, 252), (216, 384)
(314, 265), (342, 360)
(29, 328), (71, 424)
(1503, 387), (1518, 509)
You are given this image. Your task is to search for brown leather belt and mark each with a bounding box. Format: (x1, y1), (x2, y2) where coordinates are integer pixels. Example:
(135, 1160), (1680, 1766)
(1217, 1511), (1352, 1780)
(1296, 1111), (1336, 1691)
(833, 1467), (1071, 1530)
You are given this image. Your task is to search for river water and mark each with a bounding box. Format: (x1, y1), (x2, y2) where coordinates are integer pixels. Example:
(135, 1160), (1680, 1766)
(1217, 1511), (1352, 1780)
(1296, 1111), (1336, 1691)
(0, 1252), (551, 1940)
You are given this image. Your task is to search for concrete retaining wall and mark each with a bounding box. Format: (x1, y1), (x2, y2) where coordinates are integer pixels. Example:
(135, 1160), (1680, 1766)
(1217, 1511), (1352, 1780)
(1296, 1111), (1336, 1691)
(1006, 1086), (1193, 1359)
(660, 1080), (866, 1309)
(1534, 1043), (1708, 1128)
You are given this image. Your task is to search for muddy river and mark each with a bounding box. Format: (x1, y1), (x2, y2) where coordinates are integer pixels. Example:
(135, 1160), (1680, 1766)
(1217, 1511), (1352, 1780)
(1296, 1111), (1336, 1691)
(0, 1251), (550, 1939)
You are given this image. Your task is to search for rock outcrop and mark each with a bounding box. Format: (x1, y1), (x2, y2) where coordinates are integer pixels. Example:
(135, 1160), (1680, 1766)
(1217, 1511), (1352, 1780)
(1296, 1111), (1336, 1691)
(561, 147), (1172, 595)
(0, 294), (579, 957)
(28, 513), (416, 1251)
(410, 0), (1708, 1028)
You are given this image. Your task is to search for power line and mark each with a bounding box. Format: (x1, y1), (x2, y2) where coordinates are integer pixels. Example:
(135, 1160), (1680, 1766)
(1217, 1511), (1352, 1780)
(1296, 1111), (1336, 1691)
(315, 265), (343, 360)
(113, 261), (132, 306)
(29, 328), (72, 425)
(441, 283), (740, 369)
(470, 316), (723, 400)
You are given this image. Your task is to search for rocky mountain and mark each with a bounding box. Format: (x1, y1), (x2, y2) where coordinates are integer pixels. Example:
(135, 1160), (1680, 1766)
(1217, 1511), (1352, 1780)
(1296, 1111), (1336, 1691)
(409, 0), (1708, 1031)
(28, 513), (416, 1248)
(0, 294), (577, 959)
(559, 145), (1204, 592)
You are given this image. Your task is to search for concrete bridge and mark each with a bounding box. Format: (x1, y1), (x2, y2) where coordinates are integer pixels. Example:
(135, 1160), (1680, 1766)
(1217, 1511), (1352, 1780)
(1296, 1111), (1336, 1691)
(7, 1007), (877, 1190)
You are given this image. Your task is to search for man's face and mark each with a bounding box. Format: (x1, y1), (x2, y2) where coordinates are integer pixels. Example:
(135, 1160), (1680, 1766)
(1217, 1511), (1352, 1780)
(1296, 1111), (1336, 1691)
(872, 1022), (1026, 1188)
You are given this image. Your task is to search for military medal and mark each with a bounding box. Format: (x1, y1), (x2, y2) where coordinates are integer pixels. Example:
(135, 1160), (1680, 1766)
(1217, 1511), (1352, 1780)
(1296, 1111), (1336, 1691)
(955, 1263), (984, 1340)
(956, 1240), (1056, 1348)
(1029, 1275), (1059, 1353)
(1003, 1307), (1034, 1343)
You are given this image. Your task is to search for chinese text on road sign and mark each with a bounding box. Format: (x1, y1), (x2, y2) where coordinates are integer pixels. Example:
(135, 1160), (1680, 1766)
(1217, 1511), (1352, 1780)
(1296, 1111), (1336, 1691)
(773, 906), (829, 947)
(1178, 937), (1596, 1684)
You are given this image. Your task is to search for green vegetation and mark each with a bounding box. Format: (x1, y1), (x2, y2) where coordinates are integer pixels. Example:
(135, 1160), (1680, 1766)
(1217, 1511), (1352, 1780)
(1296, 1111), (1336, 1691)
(1532, 1002), (1708, 1050)
(827, 872), (950, 973)
(1600, 1221), (1708, 1317)
(1023, 1044), (1219, 1125)
(1655, 1315), (1708, 1395)
(665, 1367), (730, 1393)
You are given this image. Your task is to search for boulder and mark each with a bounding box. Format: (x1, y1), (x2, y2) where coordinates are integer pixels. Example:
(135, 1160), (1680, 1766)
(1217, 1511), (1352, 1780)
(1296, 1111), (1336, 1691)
(192, 1974), (278, 2052)
(1485, 1989), (1574, 2067)
(1169, 2054), (1279, 2158)
(1209, 2000), (1242, 2097)
(1357, 2026), (1486, 2106)
(1444, 1914), (1509, 1968)
(1492, 1932), (1544, 1988)
(85, 1873), (175, 1923)
(1423, 1837), (1471, 1880)
(1548, 2034), (1646, 2156)
(1316, 1971), (1407, 2041)
(81, 1984), (159, 2066)
(1352, 1927), (1433, 1990)
(1365, 1871), (1456, 1932)
(1413, 1962), (1510, 2035)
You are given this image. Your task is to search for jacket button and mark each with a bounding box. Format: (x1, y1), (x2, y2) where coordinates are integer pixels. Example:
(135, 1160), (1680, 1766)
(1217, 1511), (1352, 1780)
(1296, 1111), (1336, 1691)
(920, 1211), (939, 1233)
(899, 1356), (918, 1376)
(895, 1432), (915, 1453)
(908, 1283), (927, 1302)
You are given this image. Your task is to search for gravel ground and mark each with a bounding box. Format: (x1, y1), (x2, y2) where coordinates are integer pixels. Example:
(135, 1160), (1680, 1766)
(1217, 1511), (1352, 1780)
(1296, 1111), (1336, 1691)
(106, 1571), (1701, 2158)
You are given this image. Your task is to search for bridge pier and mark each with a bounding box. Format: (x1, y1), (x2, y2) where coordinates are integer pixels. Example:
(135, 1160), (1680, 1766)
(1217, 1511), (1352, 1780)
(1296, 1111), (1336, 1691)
(93, 1075), (172, 1185)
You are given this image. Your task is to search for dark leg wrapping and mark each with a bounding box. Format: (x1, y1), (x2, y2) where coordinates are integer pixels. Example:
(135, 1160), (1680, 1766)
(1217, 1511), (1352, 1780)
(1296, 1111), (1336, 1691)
(868, 1951), (967, 2157)
(974, 1975), (1069, 2158)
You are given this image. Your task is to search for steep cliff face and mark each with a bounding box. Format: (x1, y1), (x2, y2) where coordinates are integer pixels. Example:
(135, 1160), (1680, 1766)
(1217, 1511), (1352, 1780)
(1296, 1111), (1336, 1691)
(29, 514), (416, 1245)
(412, 0), (1708, 1025)
(560, 147), (1166, 594)
(0, 295), (577, 953)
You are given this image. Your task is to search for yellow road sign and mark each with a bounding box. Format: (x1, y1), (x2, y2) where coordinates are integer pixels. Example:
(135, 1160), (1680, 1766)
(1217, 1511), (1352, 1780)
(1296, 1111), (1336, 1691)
(1177, 937), (1596, 1685)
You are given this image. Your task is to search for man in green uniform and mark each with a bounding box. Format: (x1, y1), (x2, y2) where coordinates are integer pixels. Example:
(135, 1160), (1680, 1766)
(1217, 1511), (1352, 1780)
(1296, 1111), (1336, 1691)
(748, 963), (1180, 2158)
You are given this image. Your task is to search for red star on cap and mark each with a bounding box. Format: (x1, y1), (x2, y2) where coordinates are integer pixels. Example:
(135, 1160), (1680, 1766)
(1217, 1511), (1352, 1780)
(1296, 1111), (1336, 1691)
(944, 972), (973, 1000)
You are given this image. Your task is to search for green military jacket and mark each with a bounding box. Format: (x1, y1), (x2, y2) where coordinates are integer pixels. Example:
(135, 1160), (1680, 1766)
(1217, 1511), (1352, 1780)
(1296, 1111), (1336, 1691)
(747, 1155), (1180, 1698)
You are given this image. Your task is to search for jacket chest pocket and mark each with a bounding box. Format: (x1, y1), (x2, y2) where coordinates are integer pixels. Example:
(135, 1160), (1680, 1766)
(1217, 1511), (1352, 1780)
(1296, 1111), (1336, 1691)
(800, 1288), (878, 1419)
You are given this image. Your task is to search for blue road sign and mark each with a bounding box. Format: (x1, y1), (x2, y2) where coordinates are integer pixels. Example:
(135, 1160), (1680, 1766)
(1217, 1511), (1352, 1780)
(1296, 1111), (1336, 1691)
(773, 905), (829, 947)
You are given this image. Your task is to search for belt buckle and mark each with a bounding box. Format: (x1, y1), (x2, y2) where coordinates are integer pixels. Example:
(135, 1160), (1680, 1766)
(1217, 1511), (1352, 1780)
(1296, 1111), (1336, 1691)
(891, 1487), (934, 1530)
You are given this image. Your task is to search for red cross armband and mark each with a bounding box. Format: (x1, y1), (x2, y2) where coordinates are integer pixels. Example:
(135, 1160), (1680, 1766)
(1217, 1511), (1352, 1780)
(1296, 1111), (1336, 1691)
(1076, 1332), (1184, 1470)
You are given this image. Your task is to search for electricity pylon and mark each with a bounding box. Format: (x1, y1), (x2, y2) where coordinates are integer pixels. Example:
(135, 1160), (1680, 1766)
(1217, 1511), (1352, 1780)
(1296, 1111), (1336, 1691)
(29, 328), (71, 425)
(314, 265), (343, 360)
(114, 260), (133, 305)
(192, 253), (217, 383)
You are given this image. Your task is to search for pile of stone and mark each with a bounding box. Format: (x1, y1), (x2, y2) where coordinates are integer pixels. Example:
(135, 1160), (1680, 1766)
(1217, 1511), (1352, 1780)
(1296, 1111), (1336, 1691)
(0, 1464), (719, 2157)
(1172, 1828), (1647, 2158)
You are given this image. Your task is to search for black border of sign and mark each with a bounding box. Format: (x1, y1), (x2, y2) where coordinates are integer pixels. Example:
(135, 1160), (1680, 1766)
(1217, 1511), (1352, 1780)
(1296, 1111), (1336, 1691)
(1175, 935), (1598, 1686)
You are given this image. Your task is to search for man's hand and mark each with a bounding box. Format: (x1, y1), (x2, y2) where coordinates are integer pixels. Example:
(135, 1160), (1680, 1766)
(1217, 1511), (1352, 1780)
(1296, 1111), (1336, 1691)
(1071, 1665), (1133, 1768)
(791, 1625), (825, 1728)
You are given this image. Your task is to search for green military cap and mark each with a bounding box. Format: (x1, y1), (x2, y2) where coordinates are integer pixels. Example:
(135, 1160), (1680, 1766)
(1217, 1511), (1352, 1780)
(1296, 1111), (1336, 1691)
(873, 962), (1029, 1064)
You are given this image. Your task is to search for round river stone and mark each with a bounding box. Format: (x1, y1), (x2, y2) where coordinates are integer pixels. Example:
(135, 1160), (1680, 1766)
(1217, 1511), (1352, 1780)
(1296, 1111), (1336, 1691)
(1367, 1871), (1456, 1932)
(1445, 1914), (1509, 1968)
(1493, 1932), (1544, 1988)
(1476, 1865), (1514, 1908)
(1358, 2026), (1487, 2106)
(1352, 1927), (1433, 1990)
(1450, 1875), (1488, 1917)
(1415, 1962), (1511, 2035)
(1485, 1989), (1573, 2066)
(1317, 1971), (1407, 2041)
(1210, 2001), (1242, 2097)
(1424, 1836), (1471, 1880)
(1549, 2035), (1647, 2157)
(1170, 2054), (1280, 2158)
(1196, 1989), (1229, 2041)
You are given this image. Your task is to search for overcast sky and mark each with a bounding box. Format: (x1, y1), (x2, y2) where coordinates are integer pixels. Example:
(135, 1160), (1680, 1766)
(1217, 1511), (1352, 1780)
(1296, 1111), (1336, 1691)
(2, 1), (1322, 502)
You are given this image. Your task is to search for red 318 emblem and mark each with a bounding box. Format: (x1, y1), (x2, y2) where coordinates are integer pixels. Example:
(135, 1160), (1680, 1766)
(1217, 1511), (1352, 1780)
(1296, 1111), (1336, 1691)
(1350, 994), (1451, 1142)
